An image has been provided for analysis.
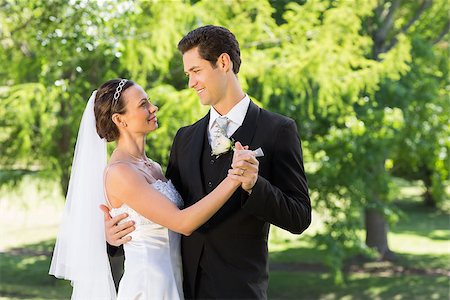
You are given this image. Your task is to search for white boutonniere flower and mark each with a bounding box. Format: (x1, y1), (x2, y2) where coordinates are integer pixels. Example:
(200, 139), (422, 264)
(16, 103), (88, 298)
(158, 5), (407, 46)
(211, 134), (235, 157)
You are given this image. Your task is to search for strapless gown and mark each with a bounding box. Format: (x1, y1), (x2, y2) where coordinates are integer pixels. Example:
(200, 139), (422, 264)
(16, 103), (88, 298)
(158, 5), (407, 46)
(109, 180), (184, 300)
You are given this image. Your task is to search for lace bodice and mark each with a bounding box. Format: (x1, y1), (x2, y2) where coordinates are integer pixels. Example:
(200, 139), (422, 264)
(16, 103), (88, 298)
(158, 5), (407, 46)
(110, 179), (184, 225)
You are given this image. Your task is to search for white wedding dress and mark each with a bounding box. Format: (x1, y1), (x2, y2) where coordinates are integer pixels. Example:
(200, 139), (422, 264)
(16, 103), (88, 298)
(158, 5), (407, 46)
(107, 163), (184, 300)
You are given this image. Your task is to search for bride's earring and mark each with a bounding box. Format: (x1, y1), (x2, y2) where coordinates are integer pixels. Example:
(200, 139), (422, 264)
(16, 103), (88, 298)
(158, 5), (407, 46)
(122, 123), (127, 127)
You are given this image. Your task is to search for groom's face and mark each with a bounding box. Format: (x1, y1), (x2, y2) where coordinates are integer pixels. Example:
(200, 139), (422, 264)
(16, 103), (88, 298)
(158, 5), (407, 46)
(183, 47), (227, 106)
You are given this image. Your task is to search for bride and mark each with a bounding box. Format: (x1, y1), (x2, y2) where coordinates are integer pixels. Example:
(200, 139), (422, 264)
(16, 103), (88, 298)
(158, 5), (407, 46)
(49, 78), (252, 299)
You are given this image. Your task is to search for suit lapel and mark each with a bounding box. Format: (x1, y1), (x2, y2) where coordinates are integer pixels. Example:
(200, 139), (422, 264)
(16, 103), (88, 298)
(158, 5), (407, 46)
(231, 100), (260, 147)
(186, 113), (209, 197)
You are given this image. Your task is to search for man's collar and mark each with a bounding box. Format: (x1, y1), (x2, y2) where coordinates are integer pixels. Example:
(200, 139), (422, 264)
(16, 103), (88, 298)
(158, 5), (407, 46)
(209, 95), (250, 129)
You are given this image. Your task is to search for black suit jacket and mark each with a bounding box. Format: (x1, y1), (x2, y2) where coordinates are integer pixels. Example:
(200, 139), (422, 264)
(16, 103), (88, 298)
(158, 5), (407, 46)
(166, 100), (311, 299)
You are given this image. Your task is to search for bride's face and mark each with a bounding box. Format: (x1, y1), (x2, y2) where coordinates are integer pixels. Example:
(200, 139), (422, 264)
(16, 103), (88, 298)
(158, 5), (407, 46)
(120, 84), (158, 134)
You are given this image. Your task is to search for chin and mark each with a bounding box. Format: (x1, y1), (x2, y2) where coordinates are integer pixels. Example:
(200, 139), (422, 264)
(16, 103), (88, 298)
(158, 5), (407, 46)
(200, 98), (212, 106)
(197, 93), (210, 105)
(145, 125), (157, 133)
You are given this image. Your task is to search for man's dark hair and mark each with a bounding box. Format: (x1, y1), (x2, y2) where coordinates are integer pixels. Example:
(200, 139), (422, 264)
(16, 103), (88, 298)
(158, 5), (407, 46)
(178, 25), (241, 74)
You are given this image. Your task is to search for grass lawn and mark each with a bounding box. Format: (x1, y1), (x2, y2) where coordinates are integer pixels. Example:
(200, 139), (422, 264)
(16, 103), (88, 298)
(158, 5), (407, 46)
(267, 180), (450, 299)
(269, 271), (447, 299)
(0, 179), (449, 299)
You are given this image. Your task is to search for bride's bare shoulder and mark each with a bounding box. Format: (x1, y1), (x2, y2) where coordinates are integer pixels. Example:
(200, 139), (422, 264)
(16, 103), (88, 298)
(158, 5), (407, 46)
(106, 162), (141, 184)
(104, 162), (144, 206)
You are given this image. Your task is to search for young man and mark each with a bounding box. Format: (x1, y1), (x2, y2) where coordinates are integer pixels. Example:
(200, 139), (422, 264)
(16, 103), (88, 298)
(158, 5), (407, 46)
(103, 25), (311, 299)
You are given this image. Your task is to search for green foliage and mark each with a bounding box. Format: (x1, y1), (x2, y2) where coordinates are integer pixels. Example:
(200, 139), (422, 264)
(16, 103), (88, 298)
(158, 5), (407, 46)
(0, 83), (47, 163)
(388, 36), (450, 206)
(1, 0), (448, 283)
(0, 0), (124, 192)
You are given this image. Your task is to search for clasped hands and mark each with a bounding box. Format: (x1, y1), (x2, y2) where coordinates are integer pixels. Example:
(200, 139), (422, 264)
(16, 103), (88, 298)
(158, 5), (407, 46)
(227, 141), (259, 193)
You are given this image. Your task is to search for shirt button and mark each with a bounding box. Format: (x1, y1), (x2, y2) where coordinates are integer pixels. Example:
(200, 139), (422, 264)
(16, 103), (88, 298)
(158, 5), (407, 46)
(210, 159), (215, 165)
(208, 181), (212, 188)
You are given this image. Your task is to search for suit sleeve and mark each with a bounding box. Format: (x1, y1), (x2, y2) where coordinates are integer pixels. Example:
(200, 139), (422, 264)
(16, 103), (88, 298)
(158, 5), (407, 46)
(241, 119), (311, 234)
(107, 243), (124, 257)
(166, 128), (183, 195)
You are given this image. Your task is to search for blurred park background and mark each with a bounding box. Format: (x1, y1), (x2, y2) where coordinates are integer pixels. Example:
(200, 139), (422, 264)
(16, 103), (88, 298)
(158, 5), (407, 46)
(0, 0), (449, 299)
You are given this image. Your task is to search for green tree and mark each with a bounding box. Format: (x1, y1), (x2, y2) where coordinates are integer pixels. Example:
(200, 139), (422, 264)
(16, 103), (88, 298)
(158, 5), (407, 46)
(243, 0), (447, 279)
(0, 0), (124, 193)
(382, 5), (450, 208)
(1, 0), (447, 284)
(236, 0), (407, 276)
(363, 0), (449, 257)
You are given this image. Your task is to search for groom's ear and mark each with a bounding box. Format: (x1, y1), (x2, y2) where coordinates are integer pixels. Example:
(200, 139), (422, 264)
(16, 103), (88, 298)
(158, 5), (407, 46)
(218, 53), (232, 72)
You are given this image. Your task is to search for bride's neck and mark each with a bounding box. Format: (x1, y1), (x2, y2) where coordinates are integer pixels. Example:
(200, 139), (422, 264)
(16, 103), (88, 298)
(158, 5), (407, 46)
(116, 135), (146, 159)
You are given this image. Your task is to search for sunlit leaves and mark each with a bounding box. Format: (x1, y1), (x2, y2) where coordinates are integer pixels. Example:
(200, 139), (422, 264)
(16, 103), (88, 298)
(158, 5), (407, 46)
(0, 0), (448, 282)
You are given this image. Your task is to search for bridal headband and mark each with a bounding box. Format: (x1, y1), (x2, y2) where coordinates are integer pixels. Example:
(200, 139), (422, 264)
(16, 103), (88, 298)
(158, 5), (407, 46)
(113, 78), (128, 106)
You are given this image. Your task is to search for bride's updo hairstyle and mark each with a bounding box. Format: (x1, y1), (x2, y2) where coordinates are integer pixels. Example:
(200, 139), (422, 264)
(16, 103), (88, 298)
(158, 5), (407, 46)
(94, 79), (135, 142)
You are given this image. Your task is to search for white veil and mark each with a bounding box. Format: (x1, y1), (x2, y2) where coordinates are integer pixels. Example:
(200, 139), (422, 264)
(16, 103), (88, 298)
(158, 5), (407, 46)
(49, 90), (117, 299)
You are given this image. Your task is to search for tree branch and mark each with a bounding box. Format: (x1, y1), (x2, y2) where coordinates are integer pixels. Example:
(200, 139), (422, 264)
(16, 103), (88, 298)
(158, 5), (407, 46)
(10, 17), (34, 36)
(373, 0), (402, 59)
(399, 0), (433, 34)
(374, 0), (401, 45)
(383, 0), (433, 53)
(433, 21), (450, 45)
(0, 0), (9, 9)
(0, 17), (34, 42)
(242, 38), (285, 49)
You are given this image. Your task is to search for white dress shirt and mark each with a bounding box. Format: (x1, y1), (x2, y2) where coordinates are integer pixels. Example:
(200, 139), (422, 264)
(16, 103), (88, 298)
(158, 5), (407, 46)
(208, 95), (251, 144)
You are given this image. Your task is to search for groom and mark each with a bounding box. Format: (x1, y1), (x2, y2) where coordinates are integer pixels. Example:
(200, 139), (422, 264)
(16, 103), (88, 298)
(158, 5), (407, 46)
(103, 25), (311, 299)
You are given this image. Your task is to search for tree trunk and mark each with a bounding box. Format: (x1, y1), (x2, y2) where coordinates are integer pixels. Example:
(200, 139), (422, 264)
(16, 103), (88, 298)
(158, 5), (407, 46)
(58, 98), (72, 196)
(423, 186), (436, 208)
(60, 169), (70, 198)
(423, 167), (436, 208)
(365, 207), (395, 260)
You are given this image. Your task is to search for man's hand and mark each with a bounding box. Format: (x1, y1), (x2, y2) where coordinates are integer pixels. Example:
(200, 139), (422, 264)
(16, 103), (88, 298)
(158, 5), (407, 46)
(228, 142), (259, 192)
(100, 204), (135, 247)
